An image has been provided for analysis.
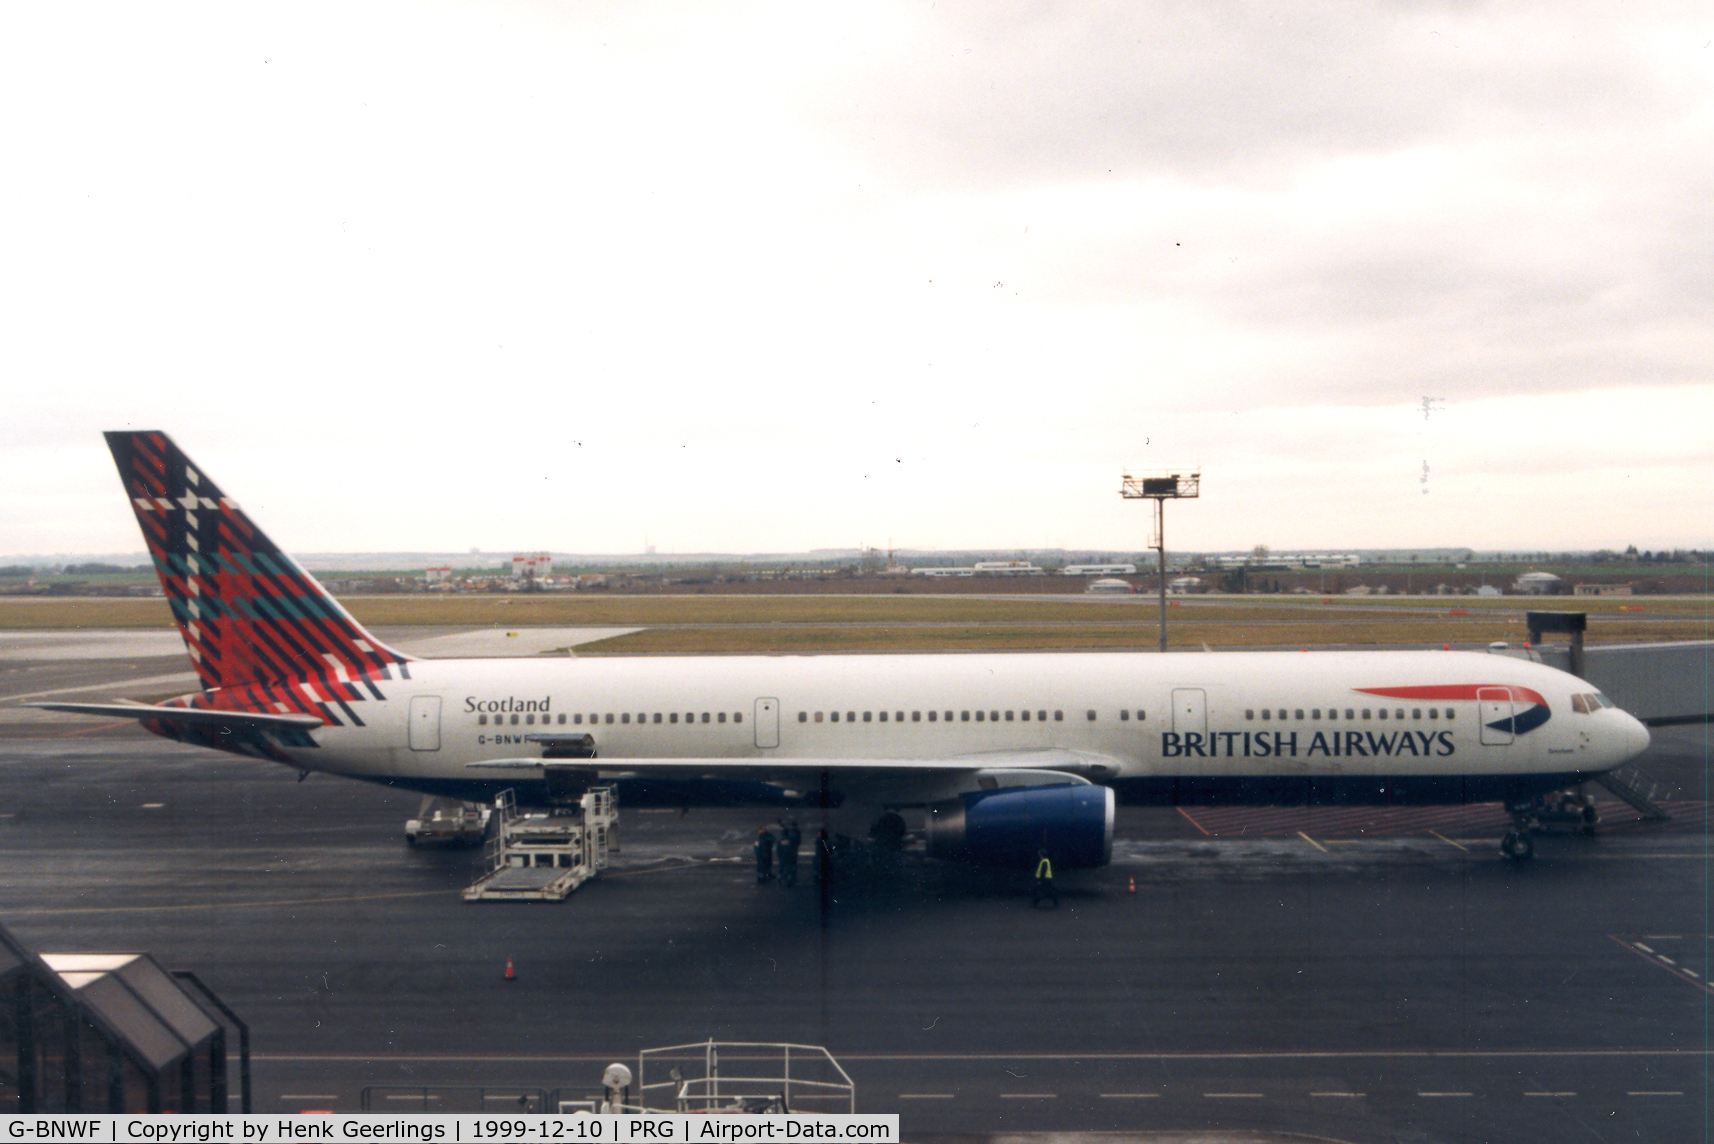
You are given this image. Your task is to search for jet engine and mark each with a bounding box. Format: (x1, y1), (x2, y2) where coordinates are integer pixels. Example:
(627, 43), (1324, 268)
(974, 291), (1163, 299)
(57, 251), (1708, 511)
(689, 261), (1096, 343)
(925, 783), (1114, 870)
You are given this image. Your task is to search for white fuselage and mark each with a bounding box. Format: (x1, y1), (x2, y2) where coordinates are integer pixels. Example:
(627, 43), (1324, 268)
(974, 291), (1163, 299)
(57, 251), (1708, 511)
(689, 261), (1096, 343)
(250, 649), (1648, 812)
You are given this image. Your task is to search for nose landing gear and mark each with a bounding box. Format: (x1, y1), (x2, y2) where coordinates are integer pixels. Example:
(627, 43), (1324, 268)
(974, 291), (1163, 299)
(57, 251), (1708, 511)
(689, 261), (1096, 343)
(1501, 800), (1538, 861)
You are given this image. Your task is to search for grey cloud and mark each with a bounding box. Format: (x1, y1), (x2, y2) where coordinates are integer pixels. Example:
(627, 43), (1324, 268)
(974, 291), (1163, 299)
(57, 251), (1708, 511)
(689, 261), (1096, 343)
(822, 2), (1673, 186)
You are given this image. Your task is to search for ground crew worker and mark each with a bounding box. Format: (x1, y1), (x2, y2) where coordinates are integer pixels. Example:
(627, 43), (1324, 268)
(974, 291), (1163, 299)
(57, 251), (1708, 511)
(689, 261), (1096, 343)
(754, 827), (775, 884)
(1032, 848), (1057, 908)
(776, 823), (800, 887)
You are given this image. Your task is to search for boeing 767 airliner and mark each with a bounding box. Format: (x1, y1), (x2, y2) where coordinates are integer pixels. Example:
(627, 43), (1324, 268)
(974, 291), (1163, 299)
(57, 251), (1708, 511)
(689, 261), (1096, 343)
(32, 432), (1650, 865)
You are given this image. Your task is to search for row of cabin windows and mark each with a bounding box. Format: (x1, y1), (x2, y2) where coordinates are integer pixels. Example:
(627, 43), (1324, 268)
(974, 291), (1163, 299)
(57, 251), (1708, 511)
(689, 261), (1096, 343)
(476, 711), (743, 727)
(1245, 707), (1456, 722)
(796, 709), (1148, 724)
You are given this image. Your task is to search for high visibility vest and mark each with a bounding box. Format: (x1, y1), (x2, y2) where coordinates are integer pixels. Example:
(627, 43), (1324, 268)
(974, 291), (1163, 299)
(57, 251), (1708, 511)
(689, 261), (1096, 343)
(1035, 856), (1053, 880)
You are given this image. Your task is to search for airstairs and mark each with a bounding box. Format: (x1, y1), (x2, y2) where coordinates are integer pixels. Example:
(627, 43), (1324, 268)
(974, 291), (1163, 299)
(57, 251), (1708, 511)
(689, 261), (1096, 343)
(462, 786), (617, 901)
(1593, 763), (1672, 821)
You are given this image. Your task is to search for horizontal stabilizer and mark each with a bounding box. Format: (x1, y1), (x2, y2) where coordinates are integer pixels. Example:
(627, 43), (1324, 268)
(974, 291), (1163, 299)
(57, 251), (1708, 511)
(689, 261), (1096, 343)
(25, 702), (325, 732)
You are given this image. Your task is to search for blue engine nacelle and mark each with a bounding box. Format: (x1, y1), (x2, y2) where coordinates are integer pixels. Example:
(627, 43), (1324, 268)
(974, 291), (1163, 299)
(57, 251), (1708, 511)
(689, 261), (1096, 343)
(925, 783), (1114, 870)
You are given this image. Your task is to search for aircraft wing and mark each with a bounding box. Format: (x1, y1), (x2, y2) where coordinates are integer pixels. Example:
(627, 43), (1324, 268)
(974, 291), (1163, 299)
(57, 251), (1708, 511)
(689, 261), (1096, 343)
(24, 702), (325, 733)
(466, 747), (1117, 783)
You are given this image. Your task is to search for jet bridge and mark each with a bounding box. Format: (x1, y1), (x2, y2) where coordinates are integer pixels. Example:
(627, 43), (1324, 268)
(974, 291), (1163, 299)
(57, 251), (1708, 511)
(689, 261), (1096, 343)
(462, 786), (616, 902)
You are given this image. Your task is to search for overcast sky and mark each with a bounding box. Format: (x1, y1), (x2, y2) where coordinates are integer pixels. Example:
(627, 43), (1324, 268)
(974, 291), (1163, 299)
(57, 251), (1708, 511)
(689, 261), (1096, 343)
(2, 2), (1707, 559)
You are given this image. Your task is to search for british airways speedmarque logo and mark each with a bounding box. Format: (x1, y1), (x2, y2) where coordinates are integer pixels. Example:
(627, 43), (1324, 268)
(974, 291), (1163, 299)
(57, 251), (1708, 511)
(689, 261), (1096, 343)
(1357, 684), (1552, 736)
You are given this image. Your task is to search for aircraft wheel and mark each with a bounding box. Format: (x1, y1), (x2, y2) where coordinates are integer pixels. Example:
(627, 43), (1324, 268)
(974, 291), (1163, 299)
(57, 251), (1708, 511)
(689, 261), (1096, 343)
(1500, 831), (1534, 861)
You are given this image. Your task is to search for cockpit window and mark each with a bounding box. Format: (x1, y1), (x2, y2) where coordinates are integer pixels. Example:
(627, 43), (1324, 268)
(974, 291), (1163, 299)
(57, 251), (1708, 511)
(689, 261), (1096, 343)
(1571, 694), (1589, 714)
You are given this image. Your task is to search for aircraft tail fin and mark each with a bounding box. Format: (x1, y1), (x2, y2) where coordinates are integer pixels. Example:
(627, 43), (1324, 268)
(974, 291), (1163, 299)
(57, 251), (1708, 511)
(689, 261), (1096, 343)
(105, 431), (414, 691)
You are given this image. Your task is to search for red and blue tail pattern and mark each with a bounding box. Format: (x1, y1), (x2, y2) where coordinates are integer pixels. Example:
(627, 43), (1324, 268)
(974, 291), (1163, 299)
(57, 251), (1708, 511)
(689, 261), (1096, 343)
(106, 432), (414, 724)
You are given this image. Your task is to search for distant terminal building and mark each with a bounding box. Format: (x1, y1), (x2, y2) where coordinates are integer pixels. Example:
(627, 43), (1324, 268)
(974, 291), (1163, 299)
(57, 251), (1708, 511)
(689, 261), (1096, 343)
(1062, 563), (1138, 576)
(911, 561), (1045, 578)
(424, 566), (454, 588)
(1168, 576), (1206, 594)
(1212, 553), (1360, 571)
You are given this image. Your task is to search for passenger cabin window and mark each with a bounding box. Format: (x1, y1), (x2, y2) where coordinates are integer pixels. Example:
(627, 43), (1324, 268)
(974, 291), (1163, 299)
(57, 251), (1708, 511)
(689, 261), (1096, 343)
(1053, 710), (1064, 721)
(1086, 710), (1097, 721)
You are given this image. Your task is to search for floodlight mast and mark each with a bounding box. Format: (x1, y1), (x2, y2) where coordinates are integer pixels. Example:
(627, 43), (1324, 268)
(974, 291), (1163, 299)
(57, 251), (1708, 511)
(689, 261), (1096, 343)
(1119, 470), (1201, 653)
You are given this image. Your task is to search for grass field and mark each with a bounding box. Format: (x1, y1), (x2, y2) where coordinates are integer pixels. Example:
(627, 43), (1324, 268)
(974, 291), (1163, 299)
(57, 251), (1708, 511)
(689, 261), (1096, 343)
(1, 593), (1703, 653)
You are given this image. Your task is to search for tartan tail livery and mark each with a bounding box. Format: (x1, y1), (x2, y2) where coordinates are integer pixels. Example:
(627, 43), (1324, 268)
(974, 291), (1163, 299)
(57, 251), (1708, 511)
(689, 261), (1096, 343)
(30, 432), (415, 760)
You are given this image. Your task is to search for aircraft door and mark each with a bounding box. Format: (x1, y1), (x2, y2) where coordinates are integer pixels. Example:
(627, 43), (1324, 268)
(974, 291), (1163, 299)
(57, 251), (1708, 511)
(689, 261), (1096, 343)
(1478, 688), (1513, 747)
(754, 697), (780, 749)
(1172, 688), (1207, 738)
(409, 695), (442, 752)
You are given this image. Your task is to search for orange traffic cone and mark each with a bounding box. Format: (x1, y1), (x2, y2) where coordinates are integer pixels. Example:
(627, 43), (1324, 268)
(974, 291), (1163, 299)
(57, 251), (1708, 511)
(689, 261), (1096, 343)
(1128, 876), (1136, 894)
(505, 957), (516, 981)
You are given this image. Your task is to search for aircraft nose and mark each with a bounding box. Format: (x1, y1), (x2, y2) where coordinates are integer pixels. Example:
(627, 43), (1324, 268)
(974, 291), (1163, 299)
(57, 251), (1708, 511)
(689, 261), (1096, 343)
(1621, 713), (1651, 761)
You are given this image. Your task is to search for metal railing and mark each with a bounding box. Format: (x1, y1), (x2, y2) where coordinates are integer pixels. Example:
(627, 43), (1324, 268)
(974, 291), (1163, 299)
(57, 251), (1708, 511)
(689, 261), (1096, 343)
(636, 1041), (855, 1115)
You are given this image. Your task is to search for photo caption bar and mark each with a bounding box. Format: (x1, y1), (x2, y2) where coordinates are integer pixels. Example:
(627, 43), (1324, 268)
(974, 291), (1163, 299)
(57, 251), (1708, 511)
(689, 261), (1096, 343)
(1, 1118), (898, 1144)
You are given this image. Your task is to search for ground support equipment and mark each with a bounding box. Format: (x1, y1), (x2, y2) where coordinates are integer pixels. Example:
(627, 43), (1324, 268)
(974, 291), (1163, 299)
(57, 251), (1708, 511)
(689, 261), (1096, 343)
(462, 786), (615, 901)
